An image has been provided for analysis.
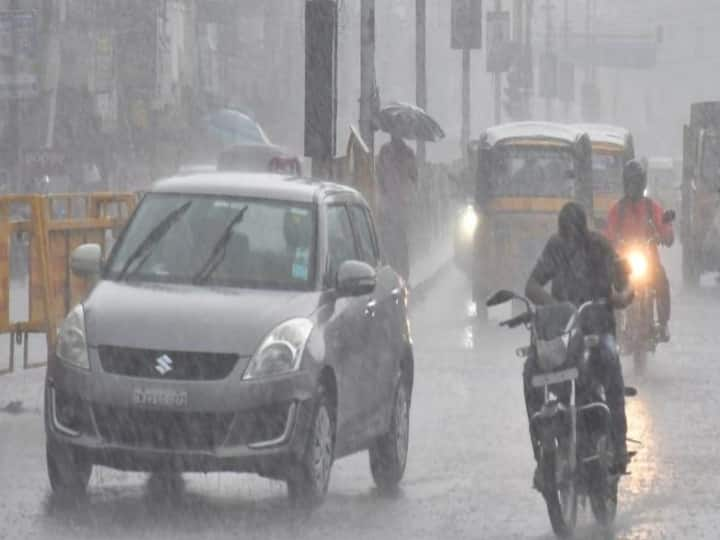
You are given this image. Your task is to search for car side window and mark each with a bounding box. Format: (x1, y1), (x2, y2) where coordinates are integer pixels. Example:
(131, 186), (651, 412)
(349, 205), (378, 267)
(326, 205), (358, 286)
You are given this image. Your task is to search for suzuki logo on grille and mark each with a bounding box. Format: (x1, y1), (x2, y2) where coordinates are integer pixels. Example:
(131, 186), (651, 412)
(155, 354), (174, 375)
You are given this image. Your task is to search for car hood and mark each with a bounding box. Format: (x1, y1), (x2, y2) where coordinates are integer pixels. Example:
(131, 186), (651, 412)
(84, 281), (321, 355)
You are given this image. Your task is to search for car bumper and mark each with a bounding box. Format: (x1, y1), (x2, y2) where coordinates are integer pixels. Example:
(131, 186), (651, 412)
(45, 354), (317, 477)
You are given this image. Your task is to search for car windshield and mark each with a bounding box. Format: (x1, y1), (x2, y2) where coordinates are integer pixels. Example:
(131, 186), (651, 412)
(592, 151), (624, 193)
(491, 146), (576, 197)
(106, 194), (316, 290)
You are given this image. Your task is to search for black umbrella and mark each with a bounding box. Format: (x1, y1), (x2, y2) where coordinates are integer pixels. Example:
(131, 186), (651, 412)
(374, 102), (446, 142)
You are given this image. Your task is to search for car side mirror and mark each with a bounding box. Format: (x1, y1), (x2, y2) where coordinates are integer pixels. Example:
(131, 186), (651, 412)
(336, 260), (376, 297)
(71, 243), (102, 277)
(662, 209), (676, 224)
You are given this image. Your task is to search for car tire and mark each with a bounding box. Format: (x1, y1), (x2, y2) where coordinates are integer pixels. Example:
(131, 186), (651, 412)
(286, 385), (335, 508)
(369, 379), (410, 492)
(47, 441), (92, 498)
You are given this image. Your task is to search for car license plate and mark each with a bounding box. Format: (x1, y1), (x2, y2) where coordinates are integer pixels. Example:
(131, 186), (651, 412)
(132, 387), (188, 408)
(531, 368), (579, 388)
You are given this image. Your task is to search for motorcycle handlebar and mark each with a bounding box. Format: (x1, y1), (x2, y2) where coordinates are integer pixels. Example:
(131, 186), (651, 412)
(500, 312), (532, 329)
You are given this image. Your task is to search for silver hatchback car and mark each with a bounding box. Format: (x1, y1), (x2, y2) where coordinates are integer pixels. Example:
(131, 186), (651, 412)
(45, 172), (413, 505)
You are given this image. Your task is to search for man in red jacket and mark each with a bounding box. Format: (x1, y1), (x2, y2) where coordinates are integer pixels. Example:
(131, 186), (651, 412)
(606, 159), (674, 341)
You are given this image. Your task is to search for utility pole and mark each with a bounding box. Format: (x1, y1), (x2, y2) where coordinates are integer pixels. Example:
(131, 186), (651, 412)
(493, 0), (502, 125)
(416, 0), (427, 162)
(461, 47), (470, 159)
(360, 0), (376, 156)
(543, 0), (554, 120)
(563, 0), (570, 120)
(585, 0), (594, 84)
(581, 0), (599, 120)
(45, 0), (63, 149)
(513, 0), (523, 45)
(305, 0), (338, 178)
(9, 0), (21, 193)
(524, 0), (534, 118)
(512, 0), (524, 119)
(452, 0), (482, 158)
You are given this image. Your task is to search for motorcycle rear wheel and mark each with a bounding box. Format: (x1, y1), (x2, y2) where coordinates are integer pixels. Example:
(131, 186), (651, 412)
(540, 443), (578, 539)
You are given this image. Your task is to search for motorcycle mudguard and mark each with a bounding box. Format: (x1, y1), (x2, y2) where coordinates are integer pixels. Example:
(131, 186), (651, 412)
(532, 402), (570, 448)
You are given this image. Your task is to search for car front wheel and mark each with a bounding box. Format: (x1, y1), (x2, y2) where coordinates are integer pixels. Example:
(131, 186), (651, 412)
(287, 386), (335, 507)
(369, 379), (410, 491)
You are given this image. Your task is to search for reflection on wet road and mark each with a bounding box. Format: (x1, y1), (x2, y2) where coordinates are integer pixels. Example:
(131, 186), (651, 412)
(2, 261), (720, 539)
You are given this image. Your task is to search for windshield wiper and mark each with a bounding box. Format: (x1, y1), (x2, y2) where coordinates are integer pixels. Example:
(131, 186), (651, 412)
(192, 206), (249, 284)
(116, 201), (192, 281)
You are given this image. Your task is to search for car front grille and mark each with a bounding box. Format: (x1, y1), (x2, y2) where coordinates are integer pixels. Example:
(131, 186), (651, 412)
(92, 405), (234, 451)
(98, 346), (239, 381)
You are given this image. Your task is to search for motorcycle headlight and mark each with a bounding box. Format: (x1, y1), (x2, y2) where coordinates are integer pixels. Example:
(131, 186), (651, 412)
(627, 250), (649, 282)
(243, 318), (314, 380)
(56, 305), (89, 370)
(459, 205), (479, 239)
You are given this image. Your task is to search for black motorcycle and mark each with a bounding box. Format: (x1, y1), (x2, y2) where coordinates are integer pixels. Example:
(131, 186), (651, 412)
(487, 290), (636, 538)
(616, 209), (676, 375)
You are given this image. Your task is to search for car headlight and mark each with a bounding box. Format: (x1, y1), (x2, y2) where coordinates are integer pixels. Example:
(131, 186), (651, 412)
(459, 205), (479, 238)
(627, 250), (649, 282)
(243, 318), (314, 380)
(56, 304), (89, 370)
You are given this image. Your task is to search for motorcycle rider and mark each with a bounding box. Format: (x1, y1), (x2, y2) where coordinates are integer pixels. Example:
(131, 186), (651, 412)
(606, 159), (674, 341)
(524, 202), (633, 487)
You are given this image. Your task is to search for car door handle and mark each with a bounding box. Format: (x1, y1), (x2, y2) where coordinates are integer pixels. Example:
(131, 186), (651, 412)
(364, 299), (377, 318)
(391, 288), (402, 305)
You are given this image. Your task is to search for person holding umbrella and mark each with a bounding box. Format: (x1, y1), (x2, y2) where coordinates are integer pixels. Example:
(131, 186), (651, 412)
(375, 102), (445, 284)
(377, 127), (418, 283)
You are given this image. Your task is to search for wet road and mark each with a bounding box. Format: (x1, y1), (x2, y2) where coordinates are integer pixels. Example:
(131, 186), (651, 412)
(2, 258), (720, 539)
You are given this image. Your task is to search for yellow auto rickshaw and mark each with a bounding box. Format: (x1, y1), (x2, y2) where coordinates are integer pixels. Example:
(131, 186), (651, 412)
(573, 124), (635, 222)
(467, 122), (594, 319)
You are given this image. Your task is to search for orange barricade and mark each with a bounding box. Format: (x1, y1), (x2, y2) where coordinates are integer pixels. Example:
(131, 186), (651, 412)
(333, 127), (377, 216)
(0, 192), (136, 374)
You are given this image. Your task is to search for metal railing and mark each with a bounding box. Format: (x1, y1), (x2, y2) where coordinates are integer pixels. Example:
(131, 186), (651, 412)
(0, 192), (136, 375)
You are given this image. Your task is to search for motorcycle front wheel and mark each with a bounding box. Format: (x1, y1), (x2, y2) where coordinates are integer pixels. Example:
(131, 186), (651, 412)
(588, 434), (619, 527)
(540, 440), (578, 539)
